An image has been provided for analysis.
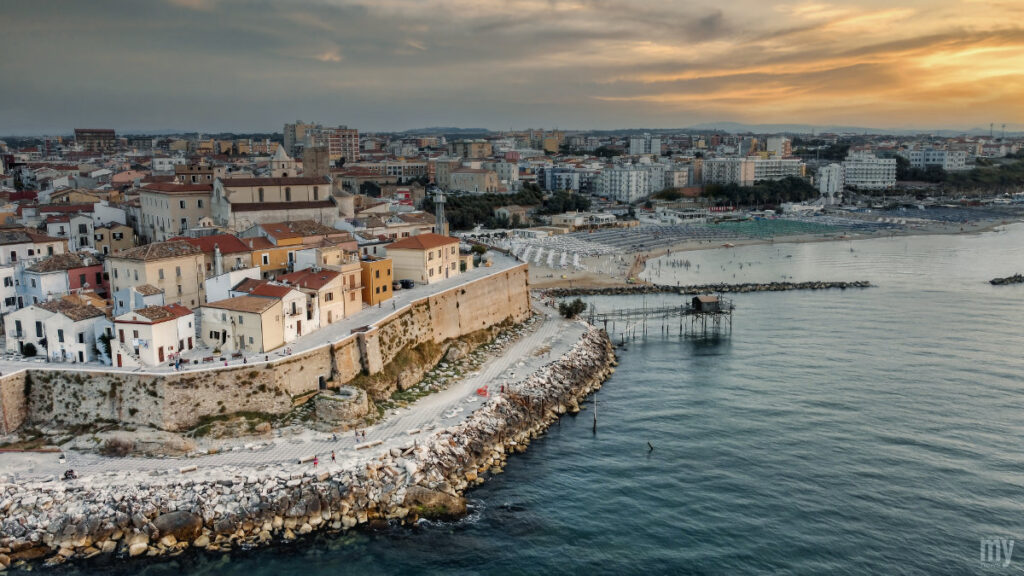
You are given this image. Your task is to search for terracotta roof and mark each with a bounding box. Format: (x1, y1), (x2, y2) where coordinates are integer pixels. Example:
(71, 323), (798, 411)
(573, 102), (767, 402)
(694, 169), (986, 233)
(230, 200), (335, 212)
(26, 252), (98, 273)
(125, 305), (182, 324)
(396, 212), (436, 225)
(278, 267), (340, 291)
(38, 204), (95, 214)
(249, 283), (294, 298)
(203, 294), (279, 314)
(113, 240), (203, 261)
(259, 220), (341, 240)
(246, 237), (275, 250)
(220, 176), (329, 187)
(232, 278), (268, 293)
(38, 299), (105, 322)
(141, 182), (212, 194)
(135, 284), (163, 296)
(170, 234), (252, 254)
(387, 233), (458, 251)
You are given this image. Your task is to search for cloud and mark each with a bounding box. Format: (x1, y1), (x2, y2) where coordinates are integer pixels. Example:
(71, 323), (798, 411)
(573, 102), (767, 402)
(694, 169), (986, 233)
(0, 0), (1021, 132)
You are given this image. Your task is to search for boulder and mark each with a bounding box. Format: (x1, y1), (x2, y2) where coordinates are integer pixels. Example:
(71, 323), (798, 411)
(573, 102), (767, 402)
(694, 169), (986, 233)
(402, 486), (467, 520)
(152, 511), (203, 543)
(128, 542), (148, 557)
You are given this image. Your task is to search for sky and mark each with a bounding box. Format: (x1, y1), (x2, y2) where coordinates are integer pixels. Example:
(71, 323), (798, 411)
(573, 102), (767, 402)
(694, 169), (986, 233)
(1, 0), (1023, 134)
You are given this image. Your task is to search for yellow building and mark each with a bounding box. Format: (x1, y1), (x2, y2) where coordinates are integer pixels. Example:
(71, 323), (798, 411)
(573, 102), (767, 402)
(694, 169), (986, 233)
(248, 237), (293, 279)
(106, 241), (206, 308)
(94, 223), (134, 255)
(387, 233), (460, 285)
(360, 256), (393, 306)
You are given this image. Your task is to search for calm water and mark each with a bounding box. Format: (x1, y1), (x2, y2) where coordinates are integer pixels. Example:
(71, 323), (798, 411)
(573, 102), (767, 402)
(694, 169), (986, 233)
(55, 226), (1024, 575)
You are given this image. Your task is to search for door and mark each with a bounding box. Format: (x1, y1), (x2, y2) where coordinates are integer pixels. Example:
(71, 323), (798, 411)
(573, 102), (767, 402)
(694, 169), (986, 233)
(158, 346), (164, 362)
(188, 337), (193, 349)
(78, 351), (84, 363)
(116, 354), (122, 367)
(297, 320), (301, 336)
(119, 329), (124, 343)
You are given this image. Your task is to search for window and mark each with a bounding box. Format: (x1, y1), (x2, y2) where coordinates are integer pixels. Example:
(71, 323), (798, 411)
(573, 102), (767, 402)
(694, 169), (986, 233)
(134, 270), (138, 281)
(375, 286), (380, 294)
(79, 273), (86, 285)
(47, 246), (53, 256)
(14, 320), (21, 336)
(451, 247), (456, 255)
(77, 333), (84, 344)
(285, 187), (291, 201)
(96, 272), (102, 285)
(262, 254), (269, 265)
(221, 313), (227, 321)
(79, 224), (87, 234)
(159, 269), (165, 280)
(248, 336), (254, 344)
(258, 188), (264, 202)
(350, 292), (355, 301)
(313, 186), (319, 200)
(210, 330), (218, 339)
(35, 321), (43, 337)
(3, 277), (11, 287)
(58, 329), (64, 343)
(179, 200), (186, 209)
(325, 292), (334, 301)
(30, 278), (36, 288)
(113, 269), (118, 279)
(133, 330), (139, 338)
(177, 285), (183, 295)
(429, 268), (434, 277)
(176, 266), (181, 277)
(374, 270), (379, 279)
(197, 199), (204, 208)
(428, 251), (434, 261)
(238, 315), (243, 325)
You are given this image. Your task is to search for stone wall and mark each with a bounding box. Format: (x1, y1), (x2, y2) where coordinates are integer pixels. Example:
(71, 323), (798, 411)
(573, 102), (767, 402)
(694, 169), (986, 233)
(4, 264), (531, 433)
(0, 372), (28, 435)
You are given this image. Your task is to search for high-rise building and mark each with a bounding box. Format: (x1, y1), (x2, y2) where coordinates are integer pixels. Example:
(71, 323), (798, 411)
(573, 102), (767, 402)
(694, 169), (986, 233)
(842, 152), (896, 190)
(629, 134), (662, 156)
(765, 137), (792, 157)
(817, 163), (844, 202)
(283, 121), (320, 156)
(318, 126), (360, 165)
(896, 149), (970, 171)
(594, 164), (665, 203)
(74, 129), (117, 153)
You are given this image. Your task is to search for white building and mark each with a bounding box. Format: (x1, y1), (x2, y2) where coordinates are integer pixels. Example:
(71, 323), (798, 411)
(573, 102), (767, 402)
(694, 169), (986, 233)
(817, 164), (844, 204)
(897, 149), (970, 171)
(703, 157), (803, 186)
(5, 299), (105, 362)
(204, 267), (262, 304)
(842, 152), (897, 190)
(765, 136), (792, 157)
(594, 164), (665, 203)
(112, 304), (196, 367)
(629, 134), (662, 156)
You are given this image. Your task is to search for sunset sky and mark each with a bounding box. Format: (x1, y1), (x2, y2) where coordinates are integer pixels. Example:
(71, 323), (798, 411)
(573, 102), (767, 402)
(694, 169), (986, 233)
(2, 0), (1023, 133)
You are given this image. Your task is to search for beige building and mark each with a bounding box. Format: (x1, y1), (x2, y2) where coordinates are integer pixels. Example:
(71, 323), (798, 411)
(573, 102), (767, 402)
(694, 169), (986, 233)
(139, 182), (213, 241)
(174, 162), (226, 185)
(201, 295), (284, 354)
(278, 267), (349, 325)
(106, 241), (206, 308)
(449, 168), (500, 194)
(387, 233), (460, 285)
(211, 176), (335, 232)
(448, 139), (493, 159)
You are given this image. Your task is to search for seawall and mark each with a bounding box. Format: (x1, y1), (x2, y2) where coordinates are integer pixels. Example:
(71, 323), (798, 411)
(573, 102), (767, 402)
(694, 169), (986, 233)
(546, 280), (872, 298)
(0, 327), (615, 569)
(0, 264), (531, 434)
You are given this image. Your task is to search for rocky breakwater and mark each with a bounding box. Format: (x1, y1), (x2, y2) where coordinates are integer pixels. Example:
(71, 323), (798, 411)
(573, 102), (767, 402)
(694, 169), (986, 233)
(990, 274), (1024, 286)
(0, 328), (615, 570)
(548, 280), (872, 297)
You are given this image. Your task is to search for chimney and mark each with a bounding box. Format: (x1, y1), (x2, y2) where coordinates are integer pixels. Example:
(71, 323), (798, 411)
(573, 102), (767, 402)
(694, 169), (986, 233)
(214, 243), (223, 276)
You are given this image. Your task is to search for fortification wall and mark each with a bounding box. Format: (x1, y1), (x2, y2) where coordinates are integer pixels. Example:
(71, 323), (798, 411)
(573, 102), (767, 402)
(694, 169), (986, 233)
(5, 264), (531, 433)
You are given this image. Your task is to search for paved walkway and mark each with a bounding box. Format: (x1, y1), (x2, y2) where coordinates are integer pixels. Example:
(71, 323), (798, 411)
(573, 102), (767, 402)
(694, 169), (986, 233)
(1, 299), (588, 485)
(0, 253), (524, 376)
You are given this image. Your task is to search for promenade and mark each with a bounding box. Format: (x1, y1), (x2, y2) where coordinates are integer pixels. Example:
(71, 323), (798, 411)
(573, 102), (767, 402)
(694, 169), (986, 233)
(1, 298), (588, 486)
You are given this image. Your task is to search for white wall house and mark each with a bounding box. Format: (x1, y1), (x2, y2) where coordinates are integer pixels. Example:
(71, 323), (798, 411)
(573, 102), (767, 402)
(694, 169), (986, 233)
(112, 304), (196, 367)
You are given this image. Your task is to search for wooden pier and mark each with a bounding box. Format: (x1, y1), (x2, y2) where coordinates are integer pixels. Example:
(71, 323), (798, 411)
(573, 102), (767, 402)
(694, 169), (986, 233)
(588, 295), (735, 343)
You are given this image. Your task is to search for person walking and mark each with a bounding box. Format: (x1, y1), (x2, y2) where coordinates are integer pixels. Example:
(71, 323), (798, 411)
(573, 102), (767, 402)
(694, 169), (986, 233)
(331, 450), (336, 463)
(313, 456), (319, 468)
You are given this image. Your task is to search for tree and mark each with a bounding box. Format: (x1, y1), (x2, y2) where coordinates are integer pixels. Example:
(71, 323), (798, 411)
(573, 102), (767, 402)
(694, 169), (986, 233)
(558, 298), (587, 319)
(22, 342), (37, 357)
(360, 181), (382, 197)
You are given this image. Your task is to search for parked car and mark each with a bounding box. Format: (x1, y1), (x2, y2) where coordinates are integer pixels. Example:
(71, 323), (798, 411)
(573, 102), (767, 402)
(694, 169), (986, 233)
(392, 281), (402, 291)
(400, 279), (415, 289)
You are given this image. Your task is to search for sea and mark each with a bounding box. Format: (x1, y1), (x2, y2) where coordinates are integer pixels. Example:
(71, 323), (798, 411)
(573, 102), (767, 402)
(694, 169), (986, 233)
(51, 224), (1024, 575)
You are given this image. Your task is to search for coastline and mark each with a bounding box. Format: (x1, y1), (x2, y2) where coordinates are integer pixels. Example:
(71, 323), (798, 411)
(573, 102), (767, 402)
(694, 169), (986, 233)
(0, 327), (615, 570)
(528, 217), (1017, 290)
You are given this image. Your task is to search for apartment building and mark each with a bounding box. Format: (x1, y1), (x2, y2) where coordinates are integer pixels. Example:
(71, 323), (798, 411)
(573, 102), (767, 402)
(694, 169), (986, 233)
(106, 240), (206, 308)
(139, 182), (213, 241)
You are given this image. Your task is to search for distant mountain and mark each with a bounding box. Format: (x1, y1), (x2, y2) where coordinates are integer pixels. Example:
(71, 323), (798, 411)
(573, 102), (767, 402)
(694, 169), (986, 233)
(686, 121), (1024, 137)
(396, 127), (493, 135)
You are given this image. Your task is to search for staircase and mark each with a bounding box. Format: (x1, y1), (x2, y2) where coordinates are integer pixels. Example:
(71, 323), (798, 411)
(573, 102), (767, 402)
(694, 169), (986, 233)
(111, 339), (143, 368)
